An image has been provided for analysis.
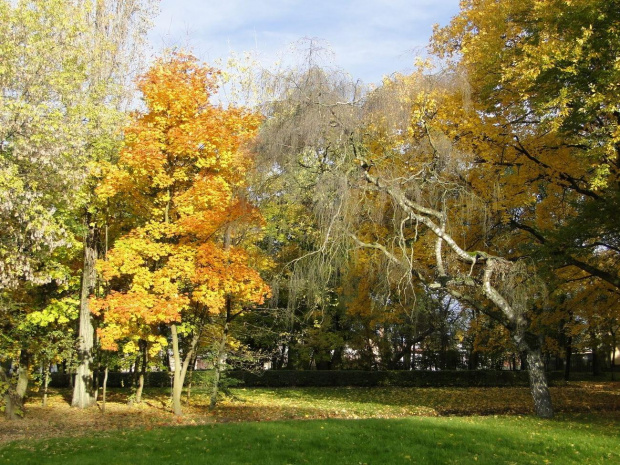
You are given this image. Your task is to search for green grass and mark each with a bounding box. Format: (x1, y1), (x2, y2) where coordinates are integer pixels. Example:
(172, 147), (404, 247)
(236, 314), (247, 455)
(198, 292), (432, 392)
(218, 383), (620, 417)
(1, 414), (618, 464)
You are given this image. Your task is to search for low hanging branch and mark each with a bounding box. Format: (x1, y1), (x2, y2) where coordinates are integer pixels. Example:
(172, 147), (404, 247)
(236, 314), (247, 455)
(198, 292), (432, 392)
(354, 161), (554, 418)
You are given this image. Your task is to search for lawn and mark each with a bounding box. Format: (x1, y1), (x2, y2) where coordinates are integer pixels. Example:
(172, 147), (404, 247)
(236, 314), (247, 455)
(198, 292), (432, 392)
(0, 383), (618, 464)
(0, 415), (619, 464)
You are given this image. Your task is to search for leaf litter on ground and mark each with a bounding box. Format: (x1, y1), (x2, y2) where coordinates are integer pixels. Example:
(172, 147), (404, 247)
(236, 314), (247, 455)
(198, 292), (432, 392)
(0, 382), (618, 445)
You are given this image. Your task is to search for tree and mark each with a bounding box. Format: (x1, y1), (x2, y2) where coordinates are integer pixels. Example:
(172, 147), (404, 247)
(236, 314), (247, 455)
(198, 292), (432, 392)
(93, 52), (269, 416)
(429, 0), (620, 386)
(252, 47), (365, 369)
(71, 0), (157, 410)
(0, 0), (90, 291)
(0, 0), (152, 416)
(350, 69), (554, 417)
(0, 0), (156, 413)
(431, 0), (620, 293)
(252, 39), (557, 416)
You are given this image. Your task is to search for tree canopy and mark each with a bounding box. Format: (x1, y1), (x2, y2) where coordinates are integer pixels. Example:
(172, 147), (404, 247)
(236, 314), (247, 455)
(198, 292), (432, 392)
(1, 0), (618, 421)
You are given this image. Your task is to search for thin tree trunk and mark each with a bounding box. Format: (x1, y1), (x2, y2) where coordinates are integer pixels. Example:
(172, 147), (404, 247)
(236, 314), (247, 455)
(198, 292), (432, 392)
(610, 330), (616, 381)
(42, 363), (51, 407)
(102, 366), (108, 414)
(72, 215), (98, 408)
(210, 321), (229, 409)
(403, 341), (412, 371)
(135, 340), (147, 404)
(210, 226), (234, 409)
(210, 292), (234, 410)
(592, 348), (600, 376)
(564, 337), (572, 381)
(186, 351), (198, 404)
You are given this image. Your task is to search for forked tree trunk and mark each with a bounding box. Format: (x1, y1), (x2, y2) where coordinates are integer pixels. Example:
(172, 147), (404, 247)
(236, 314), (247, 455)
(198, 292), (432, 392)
(72, 216), (98, 409)
(170, 324), (200, 416)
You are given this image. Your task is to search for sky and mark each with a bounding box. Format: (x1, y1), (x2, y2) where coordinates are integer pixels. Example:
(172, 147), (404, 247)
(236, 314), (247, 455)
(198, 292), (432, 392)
(148, 0), (461, 86)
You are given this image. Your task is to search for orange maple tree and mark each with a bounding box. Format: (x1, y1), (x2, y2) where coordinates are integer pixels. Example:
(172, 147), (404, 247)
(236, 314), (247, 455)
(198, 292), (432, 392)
(92, 52), (269, 415)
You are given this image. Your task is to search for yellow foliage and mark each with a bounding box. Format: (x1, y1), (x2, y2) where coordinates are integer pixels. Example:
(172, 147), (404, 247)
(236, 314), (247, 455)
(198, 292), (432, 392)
(92, 52), (269, 351)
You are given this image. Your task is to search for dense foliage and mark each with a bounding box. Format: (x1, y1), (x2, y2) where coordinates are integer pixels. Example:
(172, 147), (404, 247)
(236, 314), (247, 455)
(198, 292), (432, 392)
(0, 0), (618, 421)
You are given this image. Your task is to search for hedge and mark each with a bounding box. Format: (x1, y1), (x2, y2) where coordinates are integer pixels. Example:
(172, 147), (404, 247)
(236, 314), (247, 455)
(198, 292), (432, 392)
(224, 369), (536, 387)
(50, 370), (172, 389)
(48, 369), (584, 389)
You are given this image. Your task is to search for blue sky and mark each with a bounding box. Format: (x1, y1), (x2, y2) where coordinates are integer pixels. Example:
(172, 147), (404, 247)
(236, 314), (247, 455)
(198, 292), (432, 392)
(149, 0), (461, 85)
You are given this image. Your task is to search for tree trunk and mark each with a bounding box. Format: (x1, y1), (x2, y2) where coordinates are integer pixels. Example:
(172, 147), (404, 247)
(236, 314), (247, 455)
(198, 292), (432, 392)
(525, 347), (554, 418)
(135, 340), (147, 404)
(468, 349), (478, 370)
(170, 324), (183, 416)
(564, 337), (572, 381)
(72, 216), (98, 409)
(163, 348), (171, 372)
(592, 348), (601, 376)
(2, 381), (18, 420)
(209, 326), (229, 409)
(403, 343), (412, 371)
(42, 363), (51, 407)
(15, 350), (29, 403)
(210, 301), (231, 410)
(170, 324), (199, 416)
(610, 331), (616, 381)
(1, 352), (29, 420)
(1, 368), (18, 420)
(186, 351), (199, 404)
(331, 346), (343, 370)
(286, 343), (300, 369)
(102, 366), (108, 414)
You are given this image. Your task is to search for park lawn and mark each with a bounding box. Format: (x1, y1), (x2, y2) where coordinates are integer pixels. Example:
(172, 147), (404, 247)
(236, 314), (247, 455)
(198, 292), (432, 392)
(0, 383), (618, 463)
(0, 414), (619, 464)
(221, 383), (620, 418)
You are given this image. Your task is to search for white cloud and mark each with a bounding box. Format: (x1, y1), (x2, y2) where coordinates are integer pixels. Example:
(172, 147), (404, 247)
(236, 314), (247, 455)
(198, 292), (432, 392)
(149, 0), (460, 84)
